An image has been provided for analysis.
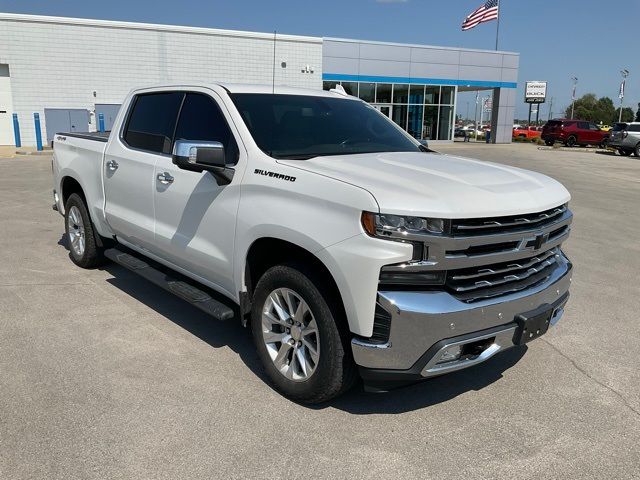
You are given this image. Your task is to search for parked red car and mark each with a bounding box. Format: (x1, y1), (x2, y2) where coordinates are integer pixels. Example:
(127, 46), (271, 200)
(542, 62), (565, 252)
(541, 119), (609, 147)
(513, 125), (542, 139)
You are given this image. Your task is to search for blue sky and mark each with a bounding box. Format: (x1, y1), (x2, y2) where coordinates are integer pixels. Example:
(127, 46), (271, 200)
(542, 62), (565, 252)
(2, 0), (638, 120)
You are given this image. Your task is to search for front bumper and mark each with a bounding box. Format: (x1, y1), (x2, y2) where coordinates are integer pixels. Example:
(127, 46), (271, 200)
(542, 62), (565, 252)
(352, 253), (572, 387)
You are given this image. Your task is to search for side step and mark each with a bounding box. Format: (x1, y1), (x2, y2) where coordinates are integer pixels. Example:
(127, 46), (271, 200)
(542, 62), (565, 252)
(104, 248), (235, 321)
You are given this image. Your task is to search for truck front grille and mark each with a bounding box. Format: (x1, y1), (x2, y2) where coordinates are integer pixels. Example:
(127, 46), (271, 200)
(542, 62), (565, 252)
(451, 204), (567, 236)
(446, 248), (561, 302)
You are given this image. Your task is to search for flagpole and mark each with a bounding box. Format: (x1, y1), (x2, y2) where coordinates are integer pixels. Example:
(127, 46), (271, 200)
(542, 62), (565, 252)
(495, 0), (500, 50)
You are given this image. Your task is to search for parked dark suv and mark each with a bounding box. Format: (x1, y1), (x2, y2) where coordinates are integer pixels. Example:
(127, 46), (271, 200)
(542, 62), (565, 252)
(541, 119), (610, 147)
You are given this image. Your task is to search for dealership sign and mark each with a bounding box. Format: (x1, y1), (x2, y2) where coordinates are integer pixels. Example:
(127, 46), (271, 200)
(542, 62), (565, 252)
(525, 81), (547, 104)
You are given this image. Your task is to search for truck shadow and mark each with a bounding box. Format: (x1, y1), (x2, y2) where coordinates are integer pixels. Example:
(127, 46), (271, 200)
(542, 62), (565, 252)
(322, 347), (527, 414)
(89, 255), (527, 415)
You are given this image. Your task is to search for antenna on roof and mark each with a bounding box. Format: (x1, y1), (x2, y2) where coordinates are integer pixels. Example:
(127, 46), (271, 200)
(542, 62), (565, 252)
(330, 84), (348, 96)
(272, 30), (277, 94)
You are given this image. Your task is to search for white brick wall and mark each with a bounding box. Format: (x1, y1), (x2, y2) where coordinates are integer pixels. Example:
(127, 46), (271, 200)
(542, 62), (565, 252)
(0, 14), (323, 145)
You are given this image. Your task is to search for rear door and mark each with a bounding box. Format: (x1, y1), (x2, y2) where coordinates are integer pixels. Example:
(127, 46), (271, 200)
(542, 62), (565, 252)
(576, 122), (590, 143)
(152, 90), (244, 294)
(103, 91), (183, 250)
(588, 123), (603, 144)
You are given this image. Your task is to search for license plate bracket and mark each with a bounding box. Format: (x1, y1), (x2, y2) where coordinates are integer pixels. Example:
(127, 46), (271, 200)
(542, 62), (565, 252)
(513, 304), (553, 345)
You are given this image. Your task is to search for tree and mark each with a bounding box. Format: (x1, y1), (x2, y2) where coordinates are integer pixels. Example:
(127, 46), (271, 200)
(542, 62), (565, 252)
(635, 103), (640, 122)
(618, 107), (635, 123)
(565, 93), (635, 124)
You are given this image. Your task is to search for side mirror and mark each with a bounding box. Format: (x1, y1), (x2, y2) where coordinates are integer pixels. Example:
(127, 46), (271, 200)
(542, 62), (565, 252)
(172, 140), (226, 171)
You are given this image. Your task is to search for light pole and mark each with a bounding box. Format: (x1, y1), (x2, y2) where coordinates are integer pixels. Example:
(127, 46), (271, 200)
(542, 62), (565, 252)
(570, 76), (578, 119)
(618, 69), (629, 123)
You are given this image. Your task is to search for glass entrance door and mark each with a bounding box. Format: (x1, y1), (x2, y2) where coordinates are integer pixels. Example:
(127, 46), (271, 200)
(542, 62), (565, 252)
(373, 105), (391, 118)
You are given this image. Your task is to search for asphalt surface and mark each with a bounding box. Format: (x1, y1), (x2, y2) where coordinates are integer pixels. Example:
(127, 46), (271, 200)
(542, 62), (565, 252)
(1, 144), (639, 479)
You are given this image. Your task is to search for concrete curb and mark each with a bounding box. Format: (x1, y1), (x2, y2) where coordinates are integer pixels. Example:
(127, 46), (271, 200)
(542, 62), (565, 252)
(16, 149), (52, 156)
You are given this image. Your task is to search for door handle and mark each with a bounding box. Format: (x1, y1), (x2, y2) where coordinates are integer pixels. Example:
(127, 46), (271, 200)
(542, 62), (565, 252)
(157, 172), (174, 184)
(106, 160), (119, 171)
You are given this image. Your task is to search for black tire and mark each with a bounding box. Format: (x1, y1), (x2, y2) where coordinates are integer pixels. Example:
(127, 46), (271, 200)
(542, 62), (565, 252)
(635, 143), (640, 157)
(250, 264), (356, 403)
(618, 148), (632, 156)
(545, 139), (554, 146)
(565, 135), (577, 147)
(64, 193), (106, 268)
(599, 138), (609, 149)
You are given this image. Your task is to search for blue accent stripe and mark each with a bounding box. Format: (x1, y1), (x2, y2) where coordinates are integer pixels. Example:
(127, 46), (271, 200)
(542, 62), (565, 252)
(322, 73), (517, 89)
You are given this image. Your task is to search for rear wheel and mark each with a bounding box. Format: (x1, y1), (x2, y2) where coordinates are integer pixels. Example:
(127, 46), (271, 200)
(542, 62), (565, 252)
(618, 148), (632, 156)
(635, 143), (640, 157)
(565, 135), (577, 147)
(251, 264), (356, 403)
(64, 193), (105, 268)
(599, 138), (609, 149)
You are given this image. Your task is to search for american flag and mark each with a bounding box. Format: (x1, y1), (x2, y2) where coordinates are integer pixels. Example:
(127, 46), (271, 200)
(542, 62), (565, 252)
(462, 0), (499, 31)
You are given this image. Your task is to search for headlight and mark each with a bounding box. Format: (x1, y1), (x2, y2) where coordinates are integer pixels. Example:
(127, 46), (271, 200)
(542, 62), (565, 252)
(362, 212), (446, 237)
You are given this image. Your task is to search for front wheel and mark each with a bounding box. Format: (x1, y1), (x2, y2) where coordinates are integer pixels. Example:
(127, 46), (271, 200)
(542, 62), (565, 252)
(545, 139), (554, 146)
(64, 193), (105, 268)
(618, 148), (632, 156)
(599, 139), (609, 149)
(251, 265), (356, 403)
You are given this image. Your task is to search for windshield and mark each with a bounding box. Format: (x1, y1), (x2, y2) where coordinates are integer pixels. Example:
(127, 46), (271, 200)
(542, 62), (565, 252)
(230, 93), (421, 159)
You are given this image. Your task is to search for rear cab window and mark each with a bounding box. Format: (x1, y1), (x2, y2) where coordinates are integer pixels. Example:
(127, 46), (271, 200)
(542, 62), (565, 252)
(123, 92), (184, 154)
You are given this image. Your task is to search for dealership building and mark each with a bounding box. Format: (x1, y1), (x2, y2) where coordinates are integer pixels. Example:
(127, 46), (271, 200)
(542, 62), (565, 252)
(0, 13), (519, 147)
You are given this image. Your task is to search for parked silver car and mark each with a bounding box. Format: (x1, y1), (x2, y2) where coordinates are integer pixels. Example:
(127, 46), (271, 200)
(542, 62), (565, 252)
(609, 122), (640, 156)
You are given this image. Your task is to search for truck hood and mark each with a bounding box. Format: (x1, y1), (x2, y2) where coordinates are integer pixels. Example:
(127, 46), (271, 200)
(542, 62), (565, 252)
(279, 152), (570, 218)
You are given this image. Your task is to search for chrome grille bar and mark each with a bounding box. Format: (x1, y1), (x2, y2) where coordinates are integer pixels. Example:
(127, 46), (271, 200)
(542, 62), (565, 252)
(452, 205), (567, 234)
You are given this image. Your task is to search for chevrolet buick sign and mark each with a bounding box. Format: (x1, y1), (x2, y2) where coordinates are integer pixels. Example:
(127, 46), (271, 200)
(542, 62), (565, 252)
(525, 81), (547, 104)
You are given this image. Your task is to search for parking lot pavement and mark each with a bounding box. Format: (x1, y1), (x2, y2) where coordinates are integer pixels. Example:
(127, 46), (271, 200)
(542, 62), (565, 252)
(1, 145), (639, 479)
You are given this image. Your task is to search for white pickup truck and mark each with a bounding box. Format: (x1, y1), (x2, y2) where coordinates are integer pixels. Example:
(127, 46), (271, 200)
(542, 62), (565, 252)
(52, 84), (573, 403)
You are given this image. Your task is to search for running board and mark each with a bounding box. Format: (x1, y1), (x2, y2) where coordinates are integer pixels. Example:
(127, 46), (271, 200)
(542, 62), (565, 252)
(104, 248), (235, 321)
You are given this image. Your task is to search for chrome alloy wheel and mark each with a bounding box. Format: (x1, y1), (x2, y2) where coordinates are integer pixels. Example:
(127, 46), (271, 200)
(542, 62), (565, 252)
(67, 205), (86, 257)
(261, 288), (320, 381)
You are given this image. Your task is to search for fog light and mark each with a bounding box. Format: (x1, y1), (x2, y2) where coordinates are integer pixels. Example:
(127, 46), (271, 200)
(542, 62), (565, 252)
(437, 345), (462, 364)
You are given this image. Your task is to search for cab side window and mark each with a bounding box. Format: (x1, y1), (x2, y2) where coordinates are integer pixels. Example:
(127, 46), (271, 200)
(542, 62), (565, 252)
(174, 93), (240, 165)
(123, 92), (184, 154)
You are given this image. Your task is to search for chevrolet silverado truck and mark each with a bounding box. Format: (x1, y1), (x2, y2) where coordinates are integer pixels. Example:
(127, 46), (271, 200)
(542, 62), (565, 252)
(52, 84), (573, 403)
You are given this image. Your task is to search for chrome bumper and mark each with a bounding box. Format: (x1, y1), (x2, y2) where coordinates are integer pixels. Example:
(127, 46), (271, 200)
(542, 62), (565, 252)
(352, 253), (572, 374)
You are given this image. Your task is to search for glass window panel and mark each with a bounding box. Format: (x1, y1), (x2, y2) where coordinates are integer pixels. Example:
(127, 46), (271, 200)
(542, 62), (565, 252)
(425, 86), (440, 105)
(441, 86), (454, 105)
(408, 85), (425, 105)
(392, 104), (408, 130)
(340, 82), (358, 96)
(438, 106), (453, 140)
(358, 82), (375, 102)
(376, 83), (392, 103)
(393, 84), (409, 104)
(175, 93), (239, 165)
(124, 92), (184, 154)
(323, 81), (337, 91)
(423, 106), (439, 140)
(407, 104), (424, 139)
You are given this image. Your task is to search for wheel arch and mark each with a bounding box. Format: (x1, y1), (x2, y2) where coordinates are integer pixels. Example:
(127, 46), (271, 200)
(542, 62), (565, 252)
(60, 175), (86, 208)
(243, 237), (349, 335)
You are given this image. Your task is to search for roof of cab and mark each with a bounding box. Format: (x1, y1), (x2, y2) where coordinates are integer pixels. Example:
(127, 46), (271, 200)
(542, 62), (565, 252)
(218, 82), (350, 98)
(128, 83), (358, 100)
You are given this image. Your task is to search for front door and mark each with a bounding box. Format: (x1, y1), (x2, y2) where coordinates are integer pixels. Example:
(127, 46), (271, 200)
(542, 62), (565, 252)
(153, 90), (243, 295)
(104, 91), (184, 251)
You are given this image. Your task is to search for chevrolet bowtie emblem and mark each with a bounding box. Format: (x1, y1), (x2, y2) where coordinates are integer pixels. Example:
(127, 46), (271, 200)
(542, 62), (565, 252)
(533, 233), (549, 250)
